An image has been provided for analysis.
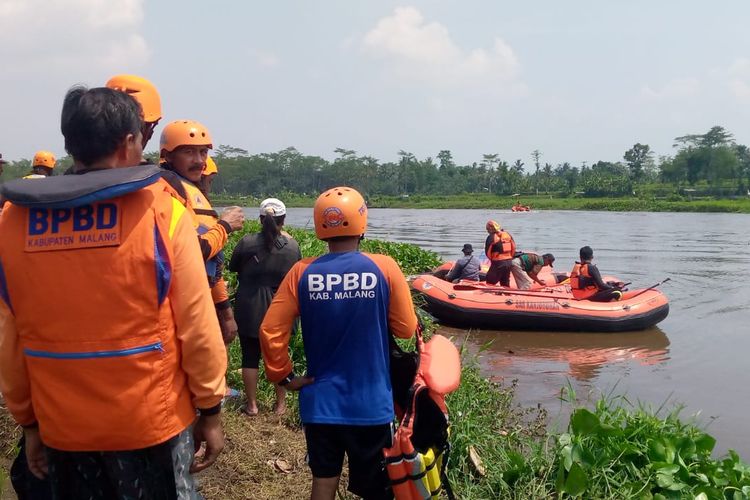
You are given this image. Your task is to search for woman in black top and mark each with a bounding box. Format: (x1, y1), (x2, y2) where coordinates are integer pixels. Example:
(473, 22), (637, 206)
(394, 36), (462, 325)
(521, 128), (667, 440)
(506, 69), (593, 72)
(228, 198), (301, 415)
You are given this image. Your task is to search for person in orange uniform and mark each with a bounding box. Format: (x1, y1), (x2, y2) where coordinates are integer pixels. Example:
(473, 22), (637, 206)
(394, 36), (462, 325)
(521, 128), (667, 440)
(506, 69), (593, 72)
(484, 219), (516, 286)
(23, 151), (56, 178)
(105, 74), (244, 276)
(570, 246), (623, 302)
(160, 120), (243, 344)
(261, 187), (417, 500)
(105, 74), (163, 149)
(201, 156), (219, 195)
(0, 154), (7, 215)
(0, 86), (227, 497)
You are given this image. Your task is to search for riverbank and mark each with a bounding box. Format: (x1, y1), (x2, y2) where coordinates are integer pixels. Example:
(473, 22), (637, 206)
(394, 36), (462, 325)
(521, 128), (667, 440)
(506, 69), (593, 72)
(1, 226), (748, 498)
(211, 193), (750, 213)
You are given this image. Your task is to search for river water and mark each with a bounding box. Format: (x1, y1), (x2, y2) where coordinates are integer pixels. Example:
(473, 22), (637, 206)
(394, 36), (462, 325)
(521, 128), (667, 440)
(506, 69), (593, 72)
(246, 207), (750, 457)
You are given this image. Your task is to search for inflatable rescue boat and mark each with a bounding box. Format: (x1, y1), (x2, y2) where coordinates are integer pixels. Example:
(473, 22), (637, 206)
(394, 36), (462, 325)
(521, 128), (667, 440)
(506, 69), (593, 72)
(511, 204), (531, 212)
(412, 264), (669, 332)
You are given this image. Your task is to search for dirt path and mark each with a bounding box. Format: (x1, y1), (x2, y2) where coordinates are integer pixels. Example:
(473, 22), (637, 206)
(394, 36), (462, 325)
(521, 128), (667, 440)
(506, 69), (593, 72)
(0, 407), (344, 499)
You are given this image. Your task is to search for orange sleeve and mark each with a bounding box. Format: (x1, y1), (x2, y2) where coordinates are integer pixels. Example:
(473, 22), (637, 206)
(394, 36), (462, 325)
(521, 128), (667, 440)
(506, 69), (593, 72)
(211, 277), (229, 305)
(182, 198), (227, 261)
(0, 301), (36, 426)
(259, 259), (308, 383)
(199, 223), (228, 260)
(368, 254), (418, 339)
(168, 204), (227, 410)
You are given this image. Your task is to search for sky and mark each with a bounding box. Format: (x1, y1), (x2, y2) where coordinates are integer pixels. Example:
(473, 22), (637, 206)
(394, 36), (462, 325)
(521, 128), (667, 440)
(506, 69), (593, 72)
(1, 0), (749, 169)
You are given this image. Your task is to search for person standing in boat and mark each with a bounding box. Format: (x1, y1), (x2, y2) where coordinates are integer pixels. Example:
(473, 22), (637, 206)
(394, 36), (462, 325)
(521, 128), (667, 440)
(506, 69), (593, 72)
(484, 220), (515, 286)
(445, 243), (481, 282)
(570, 246), (623, 301)
(511, 252), (555, 289)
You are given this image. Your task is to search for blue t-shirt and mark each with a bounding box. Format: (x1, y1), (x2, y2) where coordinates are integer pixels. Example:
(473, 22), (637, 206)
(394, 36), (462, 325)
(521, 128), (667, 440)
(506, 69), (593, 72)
(297, 252), (394, 425)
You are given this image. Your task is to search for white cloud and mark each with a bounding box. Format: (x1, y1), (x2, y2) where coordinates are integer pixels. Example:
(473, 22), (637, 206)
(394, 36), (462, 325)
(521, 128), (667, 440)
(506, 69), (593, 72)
(0, 0), (149, 74)
(362, 6), (522, 91)
(248, 48), (280, 68)
(639, 77), (700, 100)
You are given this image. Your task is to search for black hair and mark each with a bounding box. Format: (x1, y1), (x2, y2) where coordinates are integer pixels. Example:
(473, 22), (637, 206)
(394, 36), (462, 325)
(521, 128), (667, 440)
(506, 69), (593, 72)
(542, 253), (554, 262)
(61, 86), (143, 166)
(579, 246), (593, 261)
(260, 214), (286, 251)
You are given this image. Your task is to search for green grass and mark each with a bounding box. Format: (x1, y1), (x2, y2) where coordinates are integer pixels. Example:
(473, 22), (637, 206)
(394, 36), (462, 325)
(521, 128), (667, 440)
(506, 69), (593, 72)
(212, 193), (750, 213)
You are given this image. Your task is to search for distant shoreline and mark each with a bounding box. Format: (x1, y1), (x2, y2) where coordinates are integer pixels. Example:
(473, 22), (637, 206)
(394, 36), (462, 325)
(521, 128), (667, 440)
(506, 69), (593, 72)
(212, 194), (750, 213)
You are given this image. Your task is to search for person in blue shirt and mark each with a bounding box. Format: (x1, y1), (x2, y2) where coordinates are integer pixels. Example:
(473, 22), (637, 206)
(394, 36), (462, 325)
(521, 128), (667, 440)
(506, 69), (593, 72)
(445, 243), (481, 282)
(260, 187), (417, 500)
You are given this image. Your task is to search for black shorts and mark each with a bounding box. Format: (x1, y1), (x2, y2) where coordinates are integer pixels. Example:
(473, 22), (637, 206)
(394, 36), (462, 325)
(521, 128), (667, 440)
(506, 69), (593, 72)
(239, 335), (261, 369)
(304, 423), (393, 499)
(486, 260), (511, 286)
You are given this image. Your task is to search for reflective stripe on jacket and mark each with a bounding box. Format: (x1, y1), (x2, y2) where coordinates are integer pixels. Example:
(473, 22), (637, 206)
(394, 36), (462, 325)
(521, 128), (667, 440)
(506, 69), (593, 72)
(0, 176), (226, 451)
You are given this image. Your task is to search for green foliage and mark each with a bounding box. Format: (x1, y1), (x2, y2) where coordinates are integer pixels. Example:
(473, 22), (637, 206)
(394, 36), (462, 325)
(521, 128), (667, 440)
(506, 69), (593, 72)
(553, 397), (750, 499)
(624, 143), (653, 182)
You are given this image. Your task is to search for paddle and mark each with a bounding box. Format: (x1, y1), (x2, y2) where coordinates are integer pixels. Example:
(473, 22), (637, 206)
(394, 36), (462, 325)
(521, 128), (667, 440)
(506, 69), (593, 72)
(451, 283), (569, 300)
(626, 277), (671, 299)
(453, 280), (568, 293)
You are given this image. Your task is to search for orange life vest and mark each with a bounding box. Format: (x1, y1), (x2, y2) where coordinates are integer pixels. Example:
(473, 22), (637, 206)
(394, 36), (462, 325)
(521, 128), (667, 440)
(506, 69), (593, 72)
(179, 178), (225, 284)
(0, 169), (224, 451)
(486, 230), (515, 261)
(570, 262), (598, 299)
(384, 327), (460, 499)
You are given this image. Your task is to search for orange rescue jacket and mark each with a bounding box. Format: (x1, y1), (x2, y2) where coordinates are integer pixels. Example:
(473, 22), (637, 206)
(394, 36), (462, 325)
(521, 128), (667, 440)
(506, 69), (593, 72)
(486, 230), (515, 261)
(0, 170), (227, 451)
(179, 177), (231, 305)
(570, 262), (598, 299)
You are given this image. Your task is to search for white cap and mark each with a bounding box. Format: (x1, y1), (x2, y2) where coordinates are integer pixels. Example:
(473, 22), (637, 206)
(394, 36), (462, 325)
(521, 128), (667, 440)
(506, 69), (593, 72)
(259, 198), (286, 216)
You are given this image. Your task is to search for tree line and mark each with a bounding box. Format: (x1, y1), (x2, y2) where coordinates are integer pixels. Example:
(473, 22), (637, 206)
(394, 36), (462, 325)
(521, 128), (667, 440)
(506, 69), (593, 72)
(3, 126), (749, 199)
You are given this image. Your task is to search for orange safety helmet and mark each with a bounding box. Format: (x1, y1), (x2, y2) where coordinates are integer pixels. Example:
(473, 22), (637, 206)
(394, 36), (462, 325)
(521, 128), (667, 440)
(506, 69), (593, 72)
(32, 150), (56, 169)
(313, 186), (368, 240)
(106, 74), (162, 123)
(203, 156), (218, 176)
(159, 120), (213, 155)
(486, 220), (500, 233)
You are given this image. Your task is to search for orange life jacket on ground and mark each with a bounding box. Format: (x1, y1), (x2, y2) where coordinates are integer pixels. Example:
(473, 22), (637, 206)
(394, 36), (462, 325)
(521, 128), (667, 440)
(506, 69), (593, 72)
(0, 167), (226, 451)
(486, 230), (515, 261)
(384, 326), (460, 500)
(570, 262), (598, 299)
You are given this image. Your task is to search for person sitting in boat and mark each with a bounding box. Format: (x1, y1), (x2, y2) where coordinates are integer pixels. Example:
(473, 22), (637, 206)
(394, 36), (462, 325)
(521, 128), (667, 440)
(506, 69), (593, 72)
(445, 243), (481, 282)
(485, 220), (515, 286)
(570, 246), (623, 301)
(511, 252), (555, 289)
